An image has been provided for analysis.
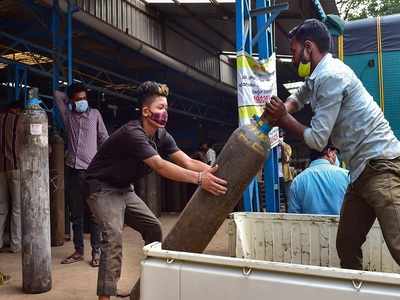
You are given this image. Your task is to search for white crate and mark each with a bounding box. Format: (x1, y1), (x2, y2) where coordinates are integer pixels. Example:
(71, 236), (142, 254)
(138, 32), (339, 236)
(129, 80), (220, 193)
(228, 212), (400, 273)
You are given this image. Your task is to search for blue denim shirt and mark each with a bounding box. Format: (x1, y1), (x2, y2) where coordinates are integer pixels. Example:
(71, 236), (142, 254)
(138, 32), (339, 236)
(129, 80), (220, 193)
(288, 159), (350, 215)
(289, 54), (400, 182)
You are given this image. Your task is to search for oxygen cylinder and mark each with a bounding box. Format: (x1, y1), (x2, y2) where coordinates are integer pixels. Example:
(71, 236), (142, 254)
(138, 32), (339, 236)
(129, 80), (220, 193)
(135, 171), (162, 217)
(144, 171), (161, 217)
(130, 115), (272, 300)
(49, 132), (65, 247)
(162, 116), (271, 252)
(20, 89), (52, 293)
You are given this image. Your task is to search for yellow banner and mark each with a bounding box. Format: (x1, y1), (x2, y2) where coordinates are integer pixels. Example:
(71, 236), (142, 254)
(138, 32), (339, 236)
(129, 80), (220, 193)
(238, 106), (264, 122)
(237, 51), (276, 126)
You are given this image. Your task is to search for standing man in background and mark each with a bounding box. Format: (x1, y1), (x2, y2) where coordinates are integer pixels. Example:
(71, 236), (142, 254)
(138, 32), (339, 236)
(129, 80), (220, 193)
(201, 142), (216, 166)
(280, 135), (294, 207)
(54, 83), (109, 267)
(0, 101), (23, 253)
(0, 271), (10, 285)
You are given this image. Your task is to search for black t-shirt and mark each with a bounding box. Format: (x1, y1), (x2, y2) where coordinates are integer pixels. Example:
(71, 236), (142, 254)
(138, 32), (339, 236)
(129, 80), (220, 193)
(85, 120), (179, 190)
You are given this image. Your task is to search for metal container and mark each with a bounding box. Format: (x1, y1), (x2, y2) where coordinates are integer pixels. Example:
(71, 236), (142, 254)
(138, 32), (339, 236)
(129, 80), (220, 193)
(162, 120), (271, 253)
(228, 212), (400, 273)
(140, 242), (400, 300)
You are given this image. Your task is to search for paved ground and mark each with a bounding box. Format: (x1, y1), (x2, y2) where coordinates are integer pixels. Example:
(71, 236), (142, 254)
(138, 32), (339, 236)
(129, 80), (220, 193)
(0, 214), (230, 300)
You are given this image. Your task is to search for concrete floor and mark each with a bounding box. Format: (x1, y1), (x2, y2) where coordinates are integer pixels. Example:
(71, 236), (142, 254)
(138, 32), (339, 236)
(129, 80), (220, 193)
(0, 214), (230, 300)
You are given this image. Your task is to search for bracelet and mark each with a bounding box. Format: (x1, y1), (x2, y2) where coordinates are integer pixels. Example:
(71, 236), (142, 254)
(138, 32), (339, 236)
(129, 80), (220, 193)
(197, 172), (203, 186)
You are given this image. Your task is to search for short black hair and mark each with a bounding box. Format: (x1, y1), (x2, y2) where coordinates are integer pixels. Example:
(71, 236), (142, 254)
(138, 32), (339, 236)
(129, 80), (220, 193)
(288, 19), (331, 53)
(136, 81), (169, 108)
(309, 142), (338, 162)
(66, 83), (86, 99)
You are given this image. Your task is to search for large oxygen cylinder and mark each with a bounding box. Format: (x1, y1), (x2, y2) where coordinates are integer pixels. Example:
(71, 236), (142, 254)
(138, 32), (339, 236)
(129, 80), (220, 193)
(135, 171), (162, 217)
(162, 118), (271, 252)
(130, 117), (271, 300)
(20, 89), (52, 293)
(49, 133), (65, 247)
(145, 171), (162, 217)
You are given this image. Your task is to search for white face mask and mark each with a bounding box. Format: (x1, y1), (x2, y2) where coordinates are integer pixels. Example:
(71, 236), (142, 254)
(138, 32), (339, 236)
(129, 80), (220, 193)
(335, 156), (340, 167)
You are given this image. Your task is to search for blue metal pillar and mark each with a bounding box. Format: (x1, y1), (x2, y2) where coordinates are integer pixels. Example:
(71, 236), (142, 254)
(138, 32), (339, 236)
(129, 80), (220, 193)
(52, 0), (61, 91)
(255, 0), (281, 213)
(7, 64), (28, 105)
(51, 0), (79, 130)
(51, 0), (64, 130)
(236, 0), (287, 212)
(67, 1), (74, 85)
(255, 0), (269, 58)
(15, 64), (28, 104)
(236, 0), (256, 212)
(265, 145), (280, 212)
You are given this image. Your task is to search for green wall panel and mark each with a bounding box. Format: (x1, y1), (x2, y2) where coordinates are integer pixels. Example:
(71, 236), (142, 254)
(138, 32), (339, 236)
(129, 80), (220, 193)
(382, 51), (400, 138)
(344, 53), (380, 106)
(344, 51), (400, 138)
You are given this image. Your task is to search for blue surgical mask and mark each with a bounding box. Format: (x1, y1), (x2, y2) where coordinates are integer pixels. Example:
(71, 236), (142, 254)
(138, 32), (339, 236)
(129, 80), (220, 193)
(335, 156), (340, 167)
(75, 100), (89, 113)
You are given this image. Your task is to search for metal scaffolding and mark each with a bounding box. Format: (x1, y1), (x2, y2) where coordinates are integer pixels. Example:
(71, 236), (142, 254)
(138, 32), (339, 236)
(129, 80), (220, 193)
(236, 0), (288, 212)
(0, 1), (236, 127)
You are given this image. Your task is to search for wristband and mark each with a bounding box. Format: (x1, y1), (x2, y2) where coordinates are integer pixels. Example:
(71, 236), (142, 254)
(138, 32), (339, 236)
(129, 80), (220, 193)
(197, 172), (203, 186)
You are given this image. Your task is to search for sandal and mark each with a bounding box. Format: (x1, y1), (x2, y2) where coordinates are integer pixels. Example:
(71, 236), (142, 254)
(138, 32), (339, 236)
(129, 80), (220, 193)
(61, 253), (84, 264)
(0, 272), (11, 285)
(116, 290), (131, 298)
(90, 254), (100, 267)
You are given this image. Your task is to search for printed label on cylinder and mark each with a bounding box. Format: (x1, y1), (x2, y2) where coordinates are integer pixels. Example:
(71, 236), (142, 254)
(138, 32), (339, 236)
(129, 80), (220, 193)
(30, 124), (42, 135)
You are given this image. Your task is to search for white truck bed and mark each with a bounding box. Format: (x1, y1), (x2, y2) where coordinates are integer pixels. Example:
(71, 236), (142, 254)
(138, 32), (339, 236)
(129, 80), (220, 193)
(228, 212), (400, 273)
(140, 242), (400, 300)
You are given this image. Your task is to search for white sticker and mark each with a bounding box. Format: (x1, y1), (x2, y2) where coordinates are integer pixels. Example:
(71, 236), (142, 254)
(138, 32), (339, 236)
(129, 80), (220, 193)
(268, 127), (280, 148)
(30, 124), (42, 136)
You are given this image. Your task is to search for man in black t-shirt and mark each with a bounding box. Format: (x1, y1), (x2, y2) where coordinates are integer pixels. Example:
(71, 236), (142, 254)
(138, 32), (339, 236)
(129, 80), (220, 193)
(85, 81), (227, 300)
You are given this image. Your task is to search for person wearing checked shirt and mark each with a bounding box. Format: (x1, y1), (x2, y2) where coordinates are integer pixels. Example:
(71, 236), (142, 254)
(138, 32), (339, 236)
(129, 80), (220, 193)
(54, 83), (109, 267)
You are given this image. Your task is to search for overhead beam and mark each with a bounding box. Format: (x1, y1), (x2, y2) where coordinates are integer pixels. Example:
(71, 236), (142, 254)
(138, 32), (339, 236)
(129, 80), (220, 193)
(171, 0), (235, 48)
(38, 0), (237, 96)
(0, 31), (235, 125)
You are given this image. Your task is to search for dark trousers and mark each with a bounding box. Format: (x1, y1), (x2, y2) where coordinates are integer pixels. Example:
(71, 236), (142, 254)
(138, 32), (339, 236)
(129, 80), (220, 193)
(87, 185), (162, 296)
(65, 166), (101, 256)
(336, 157), (400, 270)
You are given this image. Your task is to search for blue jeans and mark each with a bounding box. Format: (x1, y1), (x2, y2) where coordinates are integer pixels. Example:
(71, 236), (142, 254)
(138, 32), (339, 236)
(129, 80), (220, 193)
(65, 166), (100, 256)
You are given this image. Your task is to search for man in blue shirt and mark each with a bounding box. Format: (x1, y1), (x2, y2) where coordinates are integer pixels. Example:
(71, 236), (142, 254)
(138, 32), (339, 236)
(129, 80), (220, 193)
(288, 144), (349, 215)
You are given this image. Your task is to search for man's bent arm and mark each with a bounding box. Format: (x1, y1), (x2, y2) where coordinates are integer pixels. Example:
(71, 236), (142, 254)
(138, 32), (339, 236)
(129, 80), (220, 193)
(169, 150), (211, 172)
(278, 113), (307, 141)
(145, 155), (198, 183)
(144, 155), (227, 196)
(53, 90), (68, 124)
